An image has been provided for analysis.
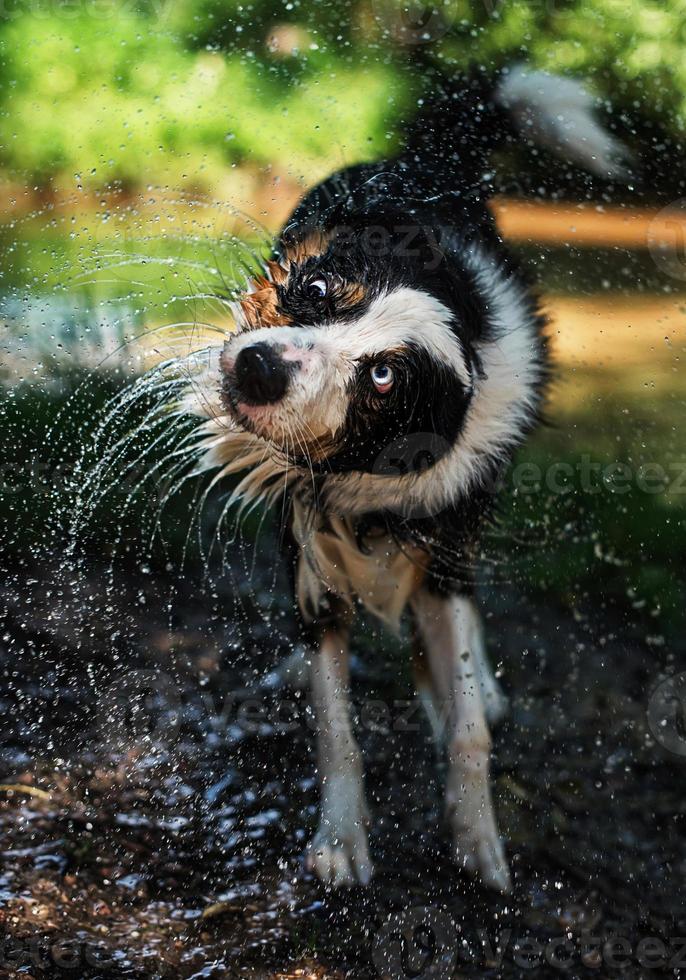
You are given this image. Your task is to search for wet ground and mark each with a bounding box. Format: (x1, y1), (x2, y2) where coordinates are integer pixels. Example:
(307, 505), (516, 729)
(1, 548), (685, 980)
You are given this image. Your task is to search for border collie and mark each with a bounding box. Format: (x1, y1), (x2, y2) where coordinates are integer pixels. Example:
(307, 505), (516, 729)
(186, 64), (628, 891)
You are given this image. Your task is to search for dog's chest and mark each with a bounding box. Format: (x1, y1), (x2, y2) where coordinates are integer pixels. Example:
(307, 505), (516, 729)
(291, 500), (426, 629)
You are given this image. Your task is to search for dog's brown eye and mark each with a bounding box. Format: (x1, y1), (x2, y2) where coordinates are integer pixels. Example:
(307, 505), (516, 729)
(305, 277), (328, 300)
(370, 363), (394, 394)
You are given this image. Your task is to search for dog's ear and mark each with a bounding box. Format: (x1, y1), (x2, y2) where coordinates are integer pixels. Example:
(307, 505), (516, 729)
(239, 274), (292, 329)
(265, 259), (288, 285)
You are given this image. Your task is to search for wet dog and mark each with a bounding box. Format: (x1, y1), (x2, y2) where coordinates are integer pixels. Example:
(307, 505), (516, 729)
(188, 65), (629, 890)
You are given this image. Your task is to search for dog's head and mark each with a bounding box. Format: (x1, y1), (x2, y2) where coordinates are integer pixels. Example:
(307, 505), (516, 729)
(218, 213), (545, 516)
(222, 218), (481, 459)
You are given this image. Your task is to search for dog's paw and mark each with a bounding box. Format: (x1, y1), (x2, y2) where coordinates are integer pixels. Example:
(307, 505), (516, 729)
(447, 764), (511, 893)
(305, 822), (373, 887)
(450, 810), (511, 893)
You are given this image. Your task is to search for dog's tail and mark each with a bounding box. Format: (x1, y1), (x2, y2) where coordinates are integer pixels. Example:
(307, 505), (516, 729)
(496, 64), (631, 179)
(405, 63), (632, 185)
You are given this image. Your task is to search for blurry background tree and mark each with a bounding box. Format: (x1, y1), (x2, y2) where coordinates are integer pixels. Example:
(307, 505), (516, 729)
(0, 0), (684, 200)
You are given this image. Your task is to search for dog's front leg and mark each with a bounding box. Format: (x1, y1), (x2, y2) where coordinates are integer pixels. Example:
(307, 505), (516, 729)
(305, 627), (372, 887)
(412, 589), (511, 892)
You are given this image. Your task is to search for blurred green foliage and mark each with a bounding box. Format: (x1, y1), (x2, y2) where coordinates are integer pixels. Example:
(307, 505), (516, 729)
(500, 384), (686, 643)
(0, 0), (684, 193)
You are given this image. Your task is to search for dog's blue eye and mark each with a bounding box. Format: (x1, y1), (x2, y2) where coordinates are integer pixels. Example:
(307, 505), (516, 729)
(370, 363), (394, 393)
(305, 277), (327, 300)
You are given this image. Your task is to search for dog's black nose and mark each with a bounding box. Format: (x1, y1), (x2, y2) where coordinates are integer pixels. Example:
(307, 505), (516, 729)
(234, 342), (289, 405)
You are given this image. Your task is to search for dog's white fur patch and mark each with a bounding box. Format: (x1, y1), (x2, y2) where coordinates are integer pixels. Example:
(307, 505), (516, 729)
(496, 63), (631, 179)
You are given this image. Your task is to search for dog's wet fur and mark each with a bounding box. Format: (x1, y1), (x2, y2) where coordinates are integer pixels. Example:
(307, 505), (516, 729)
(189, 64), (630, 889)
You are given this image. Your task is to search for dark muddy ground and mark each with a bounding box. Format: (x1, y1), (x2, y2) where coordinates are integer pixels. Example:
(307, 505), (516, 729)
(1, 547), (685, 980)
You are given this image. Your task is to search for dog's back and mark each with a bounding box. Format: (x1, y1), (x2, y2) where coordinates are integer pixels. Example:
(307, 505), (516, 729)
(281, 64), (630, 258)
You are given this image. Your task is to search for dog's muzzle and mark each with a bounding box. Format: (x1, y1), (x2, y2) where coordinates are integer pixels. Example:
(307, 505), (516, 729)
(234, 342), (290, 405)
